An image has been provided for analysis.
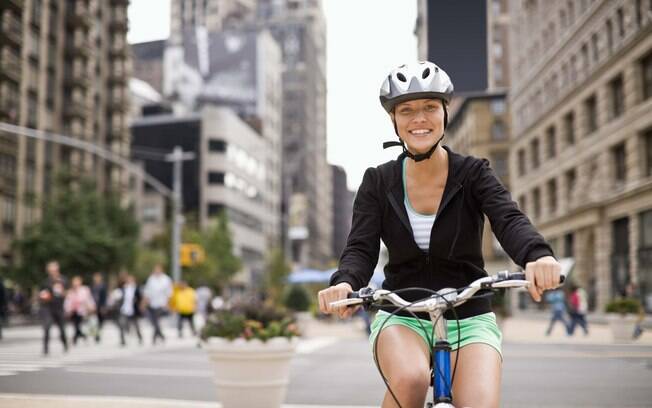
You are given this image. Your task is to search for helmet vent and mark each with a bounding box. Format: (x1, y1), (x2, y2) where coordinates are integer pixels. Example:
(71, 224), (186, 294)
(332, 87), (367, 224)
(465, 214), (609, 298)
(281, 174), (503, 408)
(422, 68), (430, 79)
(396, 73), (407, 82)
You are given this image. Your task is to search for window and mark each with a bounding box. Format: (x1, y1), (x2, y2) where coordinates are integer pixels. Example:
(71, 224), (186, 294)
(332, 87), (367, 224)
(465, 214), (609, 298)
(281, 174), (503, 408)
(645, 129), (652, 177)
(642, 51), (652, 101)
(616, 7), (625, 38)
(584, 94), (598, 134)
(548, 179), (558, 214)
(531, 138), (540, 169)
(591, 33), (599, 62)
(565, 168), (577, 203)
(546, 126), (556, 158)
(636, 0), (643, 28)
(208, 171), (224, 184)
(1, 195), (15, 233)
(581, 43), (589, 74)
(490, 151), (509, 182)
(491, 120), (507, 141)
(606, 19), (614, 53)
(491, 98), (506, 114)
(533, 188), (541, 219)
(641, 210), (652, 248)
(567, 1), (575, 24)
(612, 143), (626, 184)
(564, 111), (575, 145)
(609, 75), (625, 119)
(560, 9), (567, 29)
(564, 233), (574, 257)
(518, 148), (526, 176)
(208, 139), (226, 152)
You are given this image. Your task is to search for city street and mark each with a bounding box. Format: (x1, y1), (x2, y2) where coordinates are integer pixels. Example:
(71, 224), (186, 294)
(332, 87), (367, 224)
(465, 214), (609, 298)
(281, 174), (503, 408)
(0, 316), (651, 407)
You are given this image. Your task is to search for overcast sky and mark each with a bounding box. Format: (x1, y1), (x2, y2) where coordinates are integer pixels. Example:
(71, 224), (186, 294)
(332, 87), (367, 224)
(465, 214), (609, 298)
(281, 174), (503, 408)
(127, 0), (418, 191)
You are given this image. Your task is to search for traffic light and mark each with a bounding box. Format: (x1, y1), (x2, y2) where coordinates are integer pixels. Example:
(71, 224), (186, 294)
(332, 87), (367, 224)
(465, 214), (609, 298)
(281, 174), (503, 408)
(180, 243), (206, 267)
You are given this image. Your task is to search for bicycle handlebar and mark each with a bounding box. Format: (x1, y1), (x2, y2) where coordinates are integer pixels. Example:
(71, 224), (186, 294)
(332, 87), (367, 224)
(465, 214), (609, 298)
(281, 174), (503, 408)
(330, 270), (566, 312)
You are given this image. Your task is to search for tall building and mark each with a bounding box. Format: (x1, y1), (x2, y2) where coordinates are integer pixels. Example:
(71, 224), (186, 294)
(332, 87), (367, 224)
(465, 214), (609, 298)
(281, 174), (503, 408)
(131, 40), (165, 94)
(131, 105), (279, 287)
(331, 165), (353, 261)
(508, 0), (652, 312)
(256, 0), (332, 268)
(0, 0), (131, 264)
(169, 0), (256, 45)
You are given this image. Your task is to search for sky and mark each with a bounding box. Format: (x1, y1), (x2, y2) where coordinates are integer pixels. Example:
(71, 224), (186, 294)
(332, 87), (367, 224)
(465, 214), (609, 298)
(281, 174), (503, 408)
(127, 0), (418, 191)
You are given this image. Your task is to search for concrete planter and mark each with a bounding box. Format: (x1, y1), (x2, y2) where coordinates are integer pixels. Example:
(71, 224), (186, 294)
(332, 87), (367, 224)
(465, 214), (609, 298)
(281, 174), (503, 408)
(606, 314), (638, 343)
(204, 337), (298, 408)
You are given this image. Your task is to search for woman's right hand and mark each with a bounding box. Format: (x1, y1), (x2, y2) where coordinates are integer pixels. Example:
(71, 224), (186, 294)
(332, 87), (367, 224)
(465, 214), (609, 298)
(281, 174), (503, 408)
(318, 282), (357, 319)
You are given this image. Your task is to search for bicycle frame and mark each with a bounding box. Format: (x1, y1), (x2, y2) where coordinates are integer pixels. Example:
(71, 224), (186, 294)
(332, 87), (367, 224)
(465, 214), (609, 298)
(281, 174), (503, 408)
(429, 309), (454, 406)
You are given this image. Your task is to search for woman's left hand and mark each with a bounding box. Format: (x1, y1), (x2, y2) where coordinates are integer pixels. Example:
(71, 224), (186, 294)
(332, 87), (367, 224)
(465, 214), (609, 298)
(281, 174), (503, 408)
(524, 256), (562, 302)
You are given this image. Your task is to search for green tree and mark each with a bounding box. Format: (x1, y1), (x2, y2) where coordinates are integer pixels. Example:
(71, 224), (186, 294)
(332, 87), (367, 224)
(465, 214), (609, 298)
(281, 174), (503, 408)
(11, 173), (139, 287)
(264, 247), (291, 304)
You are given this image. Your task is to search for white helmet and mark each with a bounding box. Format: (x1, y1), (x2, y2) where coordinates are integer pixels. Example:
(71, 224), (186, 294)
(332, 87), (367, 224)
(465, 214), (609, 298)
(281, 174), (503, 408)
(379, 61), (454, 113)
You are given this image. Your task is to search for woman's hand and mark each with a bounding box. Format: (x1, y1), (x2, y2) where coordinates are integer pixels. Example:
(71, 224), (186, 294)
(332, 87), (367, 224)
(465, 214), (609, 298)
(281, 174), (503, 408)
(525, 256), (562, 302)
(318, 282), (358, 319)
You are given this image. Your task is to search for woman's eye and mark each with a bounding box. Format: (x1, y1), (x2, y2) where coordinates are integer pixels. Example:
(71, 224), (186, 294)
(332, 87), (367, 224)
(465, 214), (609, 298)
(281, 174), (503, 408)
(425, 105), (438, 112)
(399, 109), (412, 114)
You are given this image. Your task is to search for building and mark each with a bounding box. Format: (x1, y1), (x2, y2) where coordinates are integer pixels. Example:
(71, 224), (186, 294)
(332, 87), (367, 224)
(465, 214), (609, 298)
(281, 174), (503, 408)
(131, 39), (166, 94)
(444, 92), (511, 272)
(0, 0), (131, 265)
(331, 165), (354, 262)
(508, 0), (652, 312)
(131, 105), (280, 287)
(169, 0), (256, 45)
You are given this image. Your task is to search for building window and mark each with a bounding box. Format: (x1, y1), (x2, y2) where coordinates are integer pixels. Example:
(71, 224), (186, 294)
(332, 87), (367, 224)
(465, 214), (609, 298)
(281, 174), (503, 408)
(644, 129), (652, 177)
(609, 74), (625, 119)
(565, 168), (576, 204)
(584, 94), (598, 134)
(564, 232), (574, 257)
(612, 143), (626, 184)
(591, 33), (599, 63)
(636, 0), (643, 28)
(559, 9), (567, 29)
(207, 203), (224, 216)
(616, 7), (625, 38)
(641, 210), (652, 248)
(1, 195), (15, 233)
(564, 111), (575, 145)
(491, 98), (506, 114)
(518, 148), (526, 176)
(491, 120), (507, 141)
(490, 150), (508, 182)
(642, 51), (652, 101)
(531, 138), (540, 169)
(548, 179), (558, 215)
(208, 139), (227, 152)
(546, 126), (556, 158)
(533, 187), (541, 219)
(208, 171), (224, 185)
(581, 43), (589, 74)
(606, 19), (614, 54)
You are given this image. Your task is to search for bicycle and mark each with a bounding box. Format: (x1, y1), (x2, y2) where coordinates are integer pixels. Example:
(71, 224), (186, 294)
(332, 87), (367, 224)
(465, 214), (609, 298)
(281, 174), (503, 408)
(330, 270), (566, 408)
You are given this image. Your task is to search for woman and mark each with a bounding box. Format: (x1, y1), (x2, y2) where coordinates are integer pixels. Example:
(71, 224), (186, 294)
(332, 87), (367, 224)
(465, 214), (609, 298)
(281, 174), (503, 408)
(318, 61), (562, 408)
(64, 276), (96, 345)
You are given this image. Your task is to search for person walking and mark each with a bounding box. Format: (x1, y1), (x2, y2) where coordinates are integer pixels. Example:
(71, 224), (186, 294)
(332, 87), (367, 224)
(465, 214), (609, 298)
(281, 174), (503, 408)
(173, 281), (197, 337)
(64, 276), (96, 345)
(0, 277), (7, 340)
(39, 261), (69, 356)
(568, 283), (589, 336)
(545, 289), (569, 336)
(91, 272), (108, 343)
(118, 274), (143, 346)
(143, 264), (173, 344)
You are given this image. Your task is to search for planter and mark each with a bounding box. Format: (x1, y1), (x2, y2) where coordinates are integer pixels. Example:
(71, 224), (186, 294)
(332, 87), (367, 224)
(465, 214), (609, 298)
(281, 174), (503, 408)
(606, 314), (638, 343)
(204, 336), (298, 408)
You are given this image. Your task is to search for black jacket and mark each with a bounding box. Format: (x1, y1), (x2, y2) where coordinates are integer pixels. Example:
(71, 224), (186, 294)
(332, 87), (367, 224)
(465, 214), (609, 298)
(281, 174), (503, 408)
(330, 146), (554, 319)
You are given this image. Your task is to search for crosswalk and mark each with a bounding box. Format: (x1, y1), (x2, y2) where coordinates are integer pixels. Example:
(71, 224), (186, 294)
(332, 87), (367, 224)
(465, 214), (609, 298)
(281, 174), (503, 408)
(0, 323), (340, 378)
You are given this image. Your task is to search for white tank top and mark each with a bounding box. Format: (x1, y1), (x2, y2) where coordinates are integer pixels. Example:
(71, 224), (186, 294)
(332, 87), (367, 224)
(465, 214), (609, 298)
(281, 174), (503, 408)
(403, 158), (436, 251)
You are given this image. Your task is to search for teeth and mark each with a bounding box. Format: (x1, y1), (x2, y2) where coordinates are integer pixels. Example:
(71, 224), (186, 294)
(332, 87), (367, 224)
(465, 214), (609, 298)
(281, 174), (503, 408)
(410, 130), (431, 135)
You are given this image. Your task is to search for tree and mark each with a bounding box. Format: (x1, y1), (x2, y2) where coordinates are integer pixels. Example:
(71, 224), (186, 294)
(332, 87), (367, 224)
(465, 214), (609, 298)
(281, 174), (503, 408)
(264, 247), (291, 304)
(11, 173), (139, 287)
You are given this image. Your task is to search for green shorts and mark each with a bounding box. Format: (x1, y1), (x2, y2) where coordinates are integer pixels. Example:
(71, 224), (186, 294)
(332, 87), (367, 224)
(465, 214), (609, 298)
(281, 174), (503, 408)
(369, 310), (503, 359)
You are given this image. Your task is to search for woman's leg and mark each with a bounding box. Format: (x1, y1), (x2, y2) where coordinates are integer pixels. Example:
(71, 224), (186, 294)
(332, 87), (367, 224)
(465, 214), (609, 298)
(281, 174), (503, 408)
(375, 325), (431, 408)
(449, 343), (502, 408)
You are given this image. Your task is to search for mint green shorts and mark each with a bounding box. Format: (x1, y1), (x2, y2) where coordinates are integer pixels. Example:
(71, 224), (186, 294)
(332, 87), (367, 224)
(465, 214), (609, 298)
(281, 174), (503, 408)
(369, 310), (503, 359)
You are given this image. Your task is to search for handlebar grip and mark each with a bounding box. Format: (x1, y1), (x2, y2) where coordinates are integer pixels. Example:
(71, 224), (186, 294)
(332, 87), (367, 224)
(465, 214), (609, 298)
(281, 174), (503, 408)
(509, 272), (566, 284)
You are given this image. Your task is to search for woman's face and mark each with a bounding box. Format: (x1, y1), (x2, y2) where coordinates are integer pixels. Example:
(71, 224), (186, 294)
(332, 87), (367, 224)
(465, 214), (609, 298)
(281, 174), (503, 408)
(391, 98), (445, 154)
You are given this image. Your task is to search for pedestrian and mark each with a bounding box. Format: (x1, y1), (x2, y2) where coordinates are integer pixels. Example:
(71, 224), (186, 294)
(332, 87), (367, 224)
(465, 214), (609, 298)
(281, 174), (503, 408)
(544, 289), (569, 336)
(317, 61), (562, 407)
(143, 264), (173, 345)
(90, 272), (108, 343)
(567, 283), (589, 336)
(39, 260), (69, 356)
(117, 274), (143, 346)
(64, 276), (96, 345)
(624, 282), (645, 340)
(173, 281), (197, 337)
(195, 284), (213, 326)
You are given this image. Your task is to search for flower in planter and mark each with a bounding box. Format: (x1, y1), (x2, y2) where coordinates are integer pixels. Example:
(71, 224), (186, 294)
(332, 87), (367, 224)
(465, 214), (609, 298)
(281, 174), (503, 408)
(200, 302), (301, 342)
